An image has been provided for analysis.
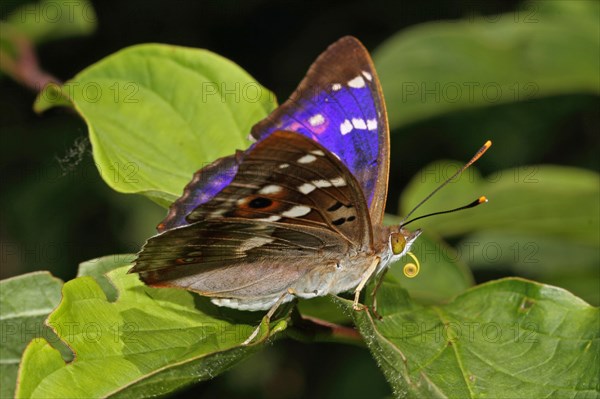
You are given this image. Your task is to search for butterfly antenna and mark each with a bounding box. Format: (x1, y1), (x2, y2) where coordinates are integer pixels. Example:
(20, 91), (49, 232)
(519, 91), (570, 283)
(400, 140), (492, 227)
(401, 196), (487, 227)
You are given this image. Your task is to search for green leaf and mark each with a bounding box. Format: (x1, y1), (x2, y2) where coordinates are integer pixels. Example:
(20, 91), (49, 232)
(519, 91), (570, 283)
(5, 0), (97, 44)
(339, 278), (599, 398)
(457, 231), (600, 305)
(0, 272), (64, 399)
(77, 254), (137, 302)
(34, 44), (278, 206)
(297, 297), (353, 326)
(77, 254), (137, 279)
(374, 0), (600, 129)
(16, 265), (287, 398)
(14, 339), (65, 399)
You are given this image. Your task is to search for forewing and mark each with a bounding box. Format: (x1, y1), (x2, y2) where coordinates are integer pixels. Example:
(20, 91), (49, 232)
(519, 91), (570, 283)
(186, 130), (372, 249)
(251, 36), (390, 225)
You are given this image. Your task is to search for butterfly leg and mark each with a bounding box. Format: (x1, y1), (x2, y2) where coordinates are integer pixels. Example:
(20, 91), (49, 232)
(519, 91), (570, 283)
(353, 257), (381, 311)
(242, 288), (296, 346)
(370, 267), (389, 319)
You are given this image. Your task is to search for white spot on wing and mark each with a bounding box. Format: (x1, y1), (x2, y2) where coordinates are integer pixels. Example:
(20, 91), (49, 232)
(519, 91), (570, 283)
(310, 178), (345, 188)
(348, 76), (366, 88)
(282, 205), (311, 218)
(352, 118), (367, 129)
(309, 114), (325, 127)
(212, 298), (235, 307)
(297, 154), (317, 164)
(210, 209), (226, 217)
(362, 71), (373, 81)
(340, 119), (353, 135)
(310, 150), (325, 156)
(330, 177), (347, 187)
(279, 163), (290, 169)
(312, 180), (332, 188)
(332, 83), (342, 91)
(212, 295), (285, 311)
(367, 119), (378, 130)
(239, 236), (274, 251)
(258, 215), (281, 222)
(298, 183), (316, 194)
(259, 185), (282, 195)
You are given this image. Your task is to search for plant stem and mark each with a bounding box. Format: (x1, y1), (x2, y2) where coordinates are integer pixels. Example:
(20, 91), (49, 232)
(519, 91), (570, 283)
(286, 309), (365, 347)
(0, 24), (62, 92)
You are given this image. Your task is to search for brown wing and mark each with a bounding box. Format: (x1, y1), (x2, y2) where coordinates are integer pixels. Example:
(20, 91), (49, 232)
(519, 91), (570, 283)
(130, 130), (373, 298)
(186, 130), (372, 249)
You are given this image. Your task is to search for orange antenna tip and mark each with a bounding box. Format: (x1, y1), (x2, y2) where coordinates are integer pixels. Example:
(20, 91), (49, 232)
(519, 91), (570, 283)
(479, 196), (488, 203)
(472, 140), (492, 163)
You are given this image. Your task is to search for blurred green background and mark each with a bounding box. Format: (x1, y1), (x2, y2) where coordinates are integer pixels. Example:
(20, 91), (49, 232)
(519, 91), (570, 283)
(1, 1), (598, 398)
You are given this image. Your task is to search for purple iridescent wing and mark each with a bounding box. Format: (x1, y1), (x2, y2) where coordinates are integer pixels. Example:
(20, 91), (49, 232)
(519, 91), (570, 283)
(251, 36), (390, 225)
(158, 154), (239, 232)
(159, 36), (389, 232)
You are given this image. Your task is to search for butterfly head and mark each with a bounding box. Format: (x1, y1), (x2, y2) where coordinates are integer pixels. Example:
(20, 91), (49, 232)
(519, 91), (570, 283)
(389, 228), (421, 258)
(376, 226), (421, 276)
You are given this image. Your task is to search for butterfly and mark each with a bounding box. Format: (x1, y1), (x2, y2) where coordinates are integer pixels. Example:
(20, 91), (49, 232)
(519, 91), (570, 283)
(130, 37), (422, 343)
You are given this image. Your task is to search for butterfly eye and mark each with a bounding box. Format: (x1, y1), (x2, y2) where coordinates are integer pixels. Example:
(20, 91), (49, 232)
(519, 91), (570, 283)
(390, 233), (406, 255)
